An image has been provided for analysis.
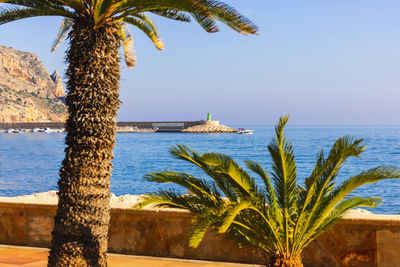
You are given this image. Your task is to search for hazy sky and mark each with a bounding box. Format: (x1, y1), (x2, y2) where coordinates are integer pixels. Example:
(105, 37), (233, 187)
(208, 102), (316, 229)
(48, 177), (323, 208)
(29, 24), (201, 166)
(1, 0), (399, 125)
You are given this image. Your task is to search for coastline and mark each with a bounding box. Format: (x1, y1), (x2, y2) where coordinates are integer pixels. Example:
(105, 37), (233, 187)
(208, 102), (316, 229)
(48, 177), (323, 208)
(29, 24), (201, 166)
(0, 120), (238, 133)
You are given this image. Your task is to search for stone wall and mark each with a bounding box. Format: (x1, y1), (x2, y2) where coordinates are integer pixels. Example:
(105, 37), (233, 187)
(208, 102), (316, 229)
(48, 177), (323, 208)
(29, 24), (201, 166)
(0, 202), (399, 266)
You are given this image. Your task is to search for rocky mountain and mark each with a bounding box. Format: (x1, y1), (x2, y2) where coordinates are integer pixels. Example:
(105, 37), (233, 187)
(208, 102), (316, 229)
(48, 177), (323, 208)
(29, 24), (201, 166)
(0, 45), (67, 123)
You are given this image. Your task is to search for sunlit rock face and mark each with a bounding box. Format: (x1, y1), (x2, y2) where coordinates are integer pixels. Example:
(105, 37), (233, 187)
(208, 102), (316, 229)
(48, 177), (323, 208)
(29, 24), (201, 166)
(0, 45), (67, 123)
(50, 70), (66, 99)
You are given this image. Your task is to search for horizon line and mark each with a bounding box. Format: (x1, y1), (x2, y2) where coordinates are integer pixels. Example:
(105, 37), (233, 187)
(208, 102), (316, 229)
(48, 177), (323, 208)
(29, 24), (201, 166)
(227, 124), (400, 127)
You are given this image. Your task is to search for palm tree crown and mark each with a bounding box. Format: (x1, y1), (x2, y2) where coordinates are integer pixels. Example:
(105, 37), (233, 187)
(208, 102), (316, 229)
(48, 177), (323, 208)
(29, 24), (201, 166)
(137, 115), (400, 267)
(0, 0), (258, 67)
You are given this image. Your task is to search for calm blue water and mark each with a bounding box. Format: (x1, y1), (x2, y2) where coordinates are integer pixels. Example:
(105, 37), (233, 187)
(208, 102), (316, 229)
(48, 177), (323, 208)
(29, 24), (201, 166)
(0, 126), (399, 214)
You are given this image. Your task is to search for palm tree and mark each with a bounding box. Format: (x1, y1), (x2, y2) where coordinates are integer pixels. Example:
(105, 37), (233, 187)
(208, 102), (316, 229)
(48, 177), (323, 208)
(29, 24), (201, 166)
(0, 1), (257, 265)
(137, 115), (400, 267)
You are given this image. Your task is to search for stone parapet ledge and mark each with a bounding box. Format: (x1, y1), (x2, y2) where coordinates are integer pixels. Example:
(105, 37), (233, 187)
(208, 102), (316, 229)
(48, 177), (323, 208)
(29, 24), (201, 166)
(2, 200), (399, 222)
(341, 213), (400, 226)
(0, 201), (400, 266)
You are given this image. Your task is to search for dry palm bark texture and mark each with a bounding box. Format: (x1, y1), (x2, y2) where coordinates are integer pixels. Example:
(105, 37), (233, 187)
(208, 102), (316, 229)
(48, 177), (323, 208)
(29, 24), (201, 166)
(48, 23), (120, 266)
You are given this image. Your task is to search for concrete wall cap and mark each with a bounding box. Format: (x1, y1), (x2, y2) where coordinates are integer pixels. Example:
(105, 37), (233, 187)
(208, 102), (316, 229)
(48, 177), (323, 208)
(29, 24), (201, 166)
(1, 201), (399, 223)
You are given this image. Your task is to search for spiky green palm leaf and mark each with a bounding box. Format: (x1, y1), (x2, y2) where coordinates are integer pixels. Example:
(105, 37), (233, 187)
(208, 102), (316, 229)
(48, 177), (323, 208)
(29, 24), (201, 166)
(0, 0), (257, 68)
(51, 17), (73, 51)
(267, 115), (298, 252)
(150, 9), (191, 22)
(291, 136), (366, 252)
(137, 115), (400, 266)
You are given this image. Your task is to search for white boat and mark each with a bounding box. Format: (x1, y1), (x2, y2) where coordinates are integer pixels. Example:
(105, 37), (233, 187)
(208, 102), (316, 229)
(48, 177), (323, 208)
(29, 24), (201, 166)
(6, 128), (20, 133)
(44, 128), (58, 133)
(32, 127), (64, 133)
(237, 128), (255, 134)
(32, 128), (46, 132)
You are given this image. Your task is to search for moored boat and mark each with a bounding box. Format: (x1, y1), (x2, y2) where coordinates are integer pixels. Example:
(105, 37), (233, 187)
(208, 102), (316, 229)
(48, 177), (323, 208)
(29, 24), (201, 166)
(6, 128), (20, 133)
(237, 128), (255, 134)
(44, 128), (58, 133)
(32, 128), (45, 133)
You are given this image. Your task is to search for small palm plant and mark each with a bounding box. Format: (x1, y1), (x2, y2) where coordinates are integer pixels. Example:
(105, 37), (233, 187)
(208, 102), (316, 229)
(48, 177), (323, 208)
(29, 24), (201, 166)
(136, 115), (400, 267)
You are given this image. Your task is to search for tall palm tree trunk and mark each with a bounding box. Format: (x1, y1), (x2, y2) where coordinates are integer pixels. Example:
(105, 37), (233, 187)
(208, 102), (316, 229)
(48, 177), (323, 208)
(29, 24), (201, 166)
(48, 22), (120, 267)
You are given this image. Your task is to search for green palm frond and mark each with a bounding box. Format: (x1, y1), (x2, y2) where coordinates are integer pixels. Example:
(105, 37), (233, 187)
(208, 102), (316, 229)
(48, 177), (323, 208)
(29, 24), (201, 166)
(169, 144), (203, 166)
(292, 136), (366, 252)
(115, 0), (257, 34)
(268, 115), (298, 213)
(150, 8), (191, 22)
(144, 171), (222, 205)
(170, 145), (238, 201)
(57, 0), (86, 12)
(0, 6), (75, 25)
(226, 222), (275, 253)
(98, 0), (113, 15)
(115, 0), (211, 19)
(121, 15), (164, 50)
(299, 196), (382, 251)
(1, 0), (257, 68)
(0, 0), (54, 8)
(188, 213), (220, 248)
(315, 166), (400, 223)
(201, 152), (259, 199)
(136, 189), (219, 213)
(267, 115), (297, 251)
(199, 0), (258, 34)
(218, 200), (284, 252)
(138, 115), (400, 265)
(93, 0), (117, 27)
(245, 160), (282, 223)
(191, 12), (218, 32)
(134, 191), (189, 210)
(118, 22), (136, 68)
(218, 200), (253, 233)
(131, 13), (158, 32)
(51, 17), (73, 52)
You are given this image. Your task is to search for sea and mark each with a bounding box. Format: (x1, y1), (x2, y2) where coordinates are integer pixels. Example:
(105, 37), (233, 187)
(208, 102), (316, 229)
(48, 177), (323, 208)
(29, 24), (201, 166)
(0, 125), (399, 214)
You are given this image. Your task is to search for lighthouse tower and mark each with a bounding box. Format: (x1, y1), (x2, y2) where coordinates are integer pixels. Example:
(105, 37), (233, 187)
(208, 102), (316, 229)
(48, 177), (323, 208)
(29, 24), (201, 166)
(204, 112), (220, 126)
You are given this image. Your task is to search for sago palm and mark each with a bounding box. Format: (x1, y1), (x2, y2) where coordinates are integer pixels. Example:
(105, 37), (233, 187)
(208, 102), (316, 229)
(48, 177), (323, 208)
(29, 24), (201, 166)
(0, 0), (257, 265)
(137, 115), (400, 267)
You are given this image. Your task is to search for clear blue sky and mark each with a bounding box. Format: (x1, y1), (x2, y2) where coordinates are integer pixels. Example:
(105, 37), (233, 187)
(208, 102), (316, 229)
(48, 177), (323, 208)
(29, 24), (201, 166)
(1, 0), (399, 125)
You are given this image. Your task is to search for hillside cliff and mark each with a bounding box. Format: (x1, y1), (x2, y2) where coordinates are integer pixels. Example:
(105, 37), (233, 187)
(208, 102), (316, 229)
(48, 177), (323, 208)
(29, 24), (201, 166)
(0, 46), (67, 123)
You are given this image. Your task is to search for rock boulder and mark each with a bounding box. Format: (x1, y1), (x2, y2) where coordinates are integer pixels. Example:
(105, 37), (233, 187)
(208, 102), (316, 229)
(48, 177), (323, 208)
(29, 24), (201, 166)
(0, 46), (67, 122)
